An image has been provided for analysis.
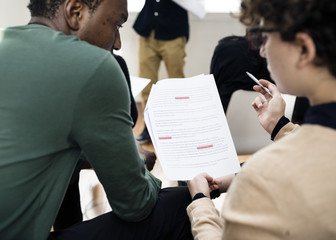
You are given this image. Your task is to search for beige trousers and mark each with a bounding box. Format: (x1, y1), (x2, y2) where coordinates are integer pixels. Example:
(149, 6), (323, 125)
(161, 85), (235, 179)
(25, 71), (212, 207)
(138, 31), (186, 108)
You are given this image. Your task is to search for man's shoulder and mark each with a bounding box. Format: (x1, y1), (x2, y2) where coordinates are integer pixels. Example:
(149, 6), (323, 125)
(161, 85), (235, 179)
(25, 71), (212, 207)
(48, 30), (116, 73)
(1, 25), (118, 84)
(9, 25), (110, 62)
(53, 31), (109, 60)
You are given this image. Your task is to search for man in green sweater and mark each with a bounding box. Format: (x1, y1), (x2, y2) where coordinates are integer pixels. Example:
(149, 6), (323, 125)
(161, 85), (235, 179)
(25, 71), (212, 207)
(0, 0), (192, 239)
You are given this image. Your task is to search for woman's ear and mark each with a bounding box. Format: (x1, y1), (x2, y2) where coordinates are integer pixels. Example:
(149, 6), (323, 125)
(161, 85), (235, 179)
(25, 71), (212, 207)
(64, 0), (84, 30)
(295, 32), (316, 69)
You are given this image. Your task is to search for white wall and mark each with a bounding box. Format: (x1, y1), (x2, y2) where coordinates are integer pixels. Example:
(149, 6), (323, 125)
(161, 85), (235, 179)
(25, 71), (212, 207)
(0, 1), (30, 28)
(128, 0), (241, 13)
(0, 0), (241, 28)
(0, 1), (245, 80)
(124, 0), (244, 80)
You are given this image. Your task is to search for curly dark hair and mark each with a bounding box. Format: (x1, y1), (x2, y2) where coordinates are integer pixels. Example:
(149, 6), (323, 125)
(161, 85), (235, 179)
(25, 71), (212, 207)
(239, 0), (336, 77)
(27, 0), (104, 19)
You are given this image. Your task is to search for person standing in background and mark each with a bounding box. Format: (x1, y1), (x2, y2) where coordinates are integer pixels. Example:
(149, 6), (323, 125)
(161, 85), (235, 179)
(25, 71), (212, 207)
(133, 0), (189, 143)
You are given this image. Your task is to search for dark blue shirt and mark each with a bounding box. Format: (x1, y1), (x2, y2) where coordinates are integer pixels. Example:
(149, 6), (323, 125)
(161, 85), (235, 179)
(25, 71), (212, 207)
(272, 102), (336, 140)
(133, 0), (189, 41)
(304, 102), (336, 130)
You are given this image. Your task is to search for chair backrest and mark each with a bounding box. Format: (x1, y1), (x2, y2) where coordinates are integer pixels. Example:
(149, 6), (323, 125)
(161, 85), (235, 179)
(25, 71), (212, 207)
(226, 90), (296, 155)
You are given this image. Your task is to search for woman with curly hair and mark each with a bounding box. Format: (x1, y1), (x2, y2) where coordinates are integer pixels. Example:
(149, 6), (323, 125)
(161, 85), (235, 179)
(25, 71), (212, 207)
(186, 0), (336, 239)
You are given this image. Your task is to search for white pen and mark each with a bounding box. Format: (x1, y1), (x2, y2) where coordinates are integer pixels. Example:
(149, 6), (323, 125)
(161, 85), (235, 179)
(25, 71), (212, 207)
(246, 71), (273, 97)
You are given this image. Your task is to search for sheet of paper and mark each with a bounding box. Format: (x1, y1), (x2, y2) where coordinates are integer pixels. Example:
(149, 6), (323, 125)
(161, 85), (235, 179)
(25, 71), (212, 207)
(145, 74), (241, 180)
(130, 76), (151, 97)
(172, 0), (207, 19)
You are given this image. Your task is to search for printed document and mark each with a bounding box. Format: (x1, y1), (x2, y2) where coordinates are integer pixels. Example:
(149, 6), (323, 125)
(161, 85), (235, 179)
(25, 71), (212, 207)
(145, 74), (241, 180)
(172, 0), (206, 19)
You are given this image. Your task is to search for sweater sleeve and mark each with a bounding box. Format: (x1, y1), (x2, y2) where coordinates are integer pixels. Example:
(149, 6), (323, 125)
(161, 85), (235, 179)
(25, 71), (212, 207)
(274, 122), (300, 141)
(187, 198), (224, 240)
(71, 53), (161, 221)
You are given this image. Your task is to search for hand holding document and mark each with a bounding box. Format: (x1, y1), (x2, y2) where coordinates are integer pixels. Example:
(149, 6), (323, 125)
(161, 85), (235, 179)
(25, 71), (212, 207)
(145, 74), (241, 180)
(172, 0), (206, 19)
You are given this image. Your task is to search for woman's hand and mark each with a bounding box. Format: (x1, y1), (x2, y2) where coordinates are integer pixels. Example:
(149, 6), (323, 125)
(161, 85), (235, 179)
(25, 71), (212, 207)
(252, 80), (286, 135)
(215, 174), (235, 194)
(187, 173), (222, 199)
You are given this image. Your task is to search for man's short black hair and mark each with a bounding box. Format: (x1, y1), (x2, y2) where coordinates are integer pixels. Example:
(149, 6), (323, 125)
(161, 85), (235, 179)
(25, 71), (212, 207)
(28, 0), (104, 19)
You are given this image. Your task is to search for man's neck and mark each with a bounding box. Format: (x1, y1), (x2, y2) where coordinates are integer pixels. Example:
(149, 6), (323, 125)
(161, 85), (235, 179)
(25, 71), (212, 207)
(28, 16), (69, 34)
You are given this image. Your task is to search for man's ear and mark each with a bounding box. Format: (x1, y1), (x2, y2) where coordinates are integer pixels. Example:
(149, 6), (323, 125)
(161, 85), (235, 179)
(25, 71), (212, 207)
(295, 32), (316, 69)
(64, 0), (85, 30)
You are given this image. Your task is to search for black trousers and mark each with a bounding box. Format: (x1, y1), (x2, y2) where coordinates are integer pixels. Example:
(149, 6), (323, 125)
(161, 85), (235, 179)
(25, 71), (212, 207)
(49, 187), (193, 240)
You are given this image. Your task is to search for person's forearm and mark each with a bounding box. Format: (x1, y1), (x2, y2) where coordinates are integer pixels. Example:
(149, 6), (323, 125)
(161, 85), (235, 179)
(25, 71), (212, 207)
(72, 55), (162, 222)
